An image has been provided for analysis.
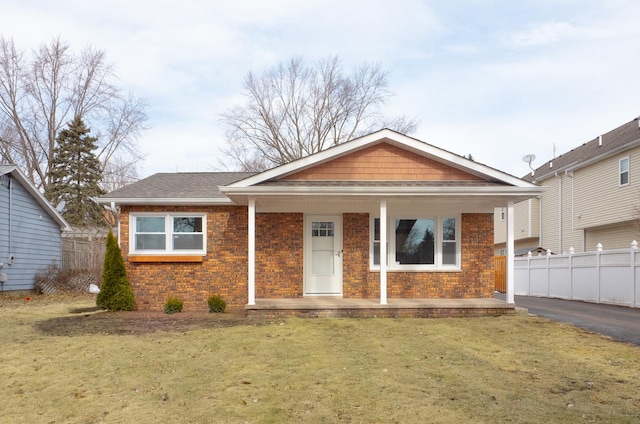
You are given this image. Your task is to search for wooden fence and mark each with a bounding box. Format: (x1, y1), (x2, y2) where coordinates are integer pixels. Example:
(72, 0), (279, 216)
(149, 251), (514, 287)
(494, 256), (506, 293)
(61, 238), (106, 271)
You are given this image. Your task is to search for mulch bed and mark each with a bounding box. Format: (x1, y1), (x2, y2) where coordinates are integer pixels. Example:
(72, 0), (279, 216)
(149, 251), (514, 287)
(1, 293), (274, 336)
(35, 310), (273, 336)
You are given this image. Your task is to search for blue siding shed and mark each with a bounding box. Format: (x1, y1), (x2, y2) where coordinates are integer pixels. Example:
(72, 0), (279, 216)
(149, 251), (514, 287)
(0, 166), (70, 292)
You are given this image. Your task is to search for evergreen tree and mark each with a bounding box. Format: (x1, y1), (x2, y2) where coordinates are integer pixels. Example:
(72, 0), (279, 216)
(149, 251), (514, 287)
(45, 116), (106, 227)
(97, 231), (136, 311)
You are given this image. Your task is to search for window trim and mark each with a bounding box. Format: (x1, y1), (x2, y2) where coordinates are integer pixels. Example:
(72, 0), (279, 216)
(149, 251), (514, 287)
(129, 212), (207, 255)
(619, 156), (630, 186)
(370, 215), (461, 271)
(499, 207), (506, 221)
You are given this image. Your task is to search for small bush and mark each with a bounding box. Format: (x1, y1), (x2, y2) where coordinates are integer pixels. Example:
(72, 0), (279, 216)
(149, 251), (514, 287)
(207, 294), (226, 313)
(164, 297), (184, 314)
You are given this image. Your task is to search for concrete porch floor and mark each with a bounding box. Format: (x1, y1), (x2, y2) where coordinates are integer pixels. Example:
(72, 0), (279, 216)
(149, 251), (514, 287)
(245, 297), (516, 318)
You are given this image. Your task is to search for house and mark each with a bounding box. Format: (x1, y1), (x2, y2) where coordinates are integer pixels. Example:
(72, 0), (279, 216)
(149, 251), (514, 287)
(100, 129), (543, 315)
(0, 165), (71, 292)
(495, 116), (640, 255)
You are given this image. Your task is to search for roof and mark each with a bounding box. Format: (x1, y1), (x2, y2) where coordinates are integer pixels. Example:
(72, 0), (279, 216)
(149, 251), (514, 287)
(0, 165), (71, 230)
(525, 117), (640, 182)
(100, 129), (544, 207)
(99, 172), (256, 205)
(227, 128), (533, 189)
(221, 129), (544, 204)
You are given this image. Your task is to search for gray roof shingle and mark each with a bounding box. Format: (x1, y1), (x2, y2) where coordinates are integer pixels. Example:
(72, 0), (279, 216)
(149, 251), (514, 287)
(525, 117), (640, 182)
(101, 172), (255, 200)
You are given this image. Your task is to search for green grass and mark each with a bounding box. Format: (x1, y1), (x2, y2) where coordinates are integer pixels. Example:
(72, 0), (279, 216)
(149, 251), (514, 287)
(1, 297), (639, 423)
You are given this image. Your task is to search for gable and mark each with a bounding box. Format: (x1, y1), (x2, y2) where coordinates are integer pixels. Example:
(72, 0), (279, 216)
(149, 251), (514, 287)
(281, 142), (483, 181)
(0, 166), (69, 230)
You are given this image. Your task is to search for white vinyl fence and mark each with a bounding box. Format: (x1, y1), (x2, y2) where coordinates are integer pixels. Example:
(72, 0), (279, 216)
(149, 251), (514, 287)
(514, 242), (640, 308)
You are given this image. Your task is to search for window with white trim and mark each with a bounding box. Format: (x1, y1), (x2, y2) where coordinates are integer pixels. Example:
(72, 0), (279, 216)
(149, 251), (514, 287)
(499, 207), (506, 221)
(371, 215), (459, 270)
(130, 213), (206, 254)
(620, 157), (629, 186)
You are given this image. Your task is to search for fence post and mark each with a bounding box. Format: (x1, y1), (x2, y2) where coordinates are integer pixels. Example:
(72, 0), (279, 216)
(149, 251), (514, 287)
(527, 251), (532, 295)
(569, 247), (574, 300)
(632, 240), (638, 308)
(596, 243), (603, 304)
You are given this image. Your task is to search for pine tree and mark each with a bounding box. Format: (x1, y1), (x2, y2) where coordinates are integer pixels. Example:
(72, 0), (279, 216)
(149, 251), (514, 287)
(45, 116), (106, 227)
(97, 231), (136, 311)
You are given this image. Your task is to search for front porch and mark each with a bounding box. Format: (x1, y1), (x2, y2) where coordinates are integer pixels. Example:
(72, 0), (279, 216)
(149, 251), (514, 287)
(246, 297), (516, 318)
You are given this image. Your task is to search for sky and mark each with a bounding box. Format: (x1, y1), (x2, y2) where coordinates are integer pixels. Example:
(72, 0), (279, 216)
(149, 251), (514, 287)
(2, 0), (640, 179)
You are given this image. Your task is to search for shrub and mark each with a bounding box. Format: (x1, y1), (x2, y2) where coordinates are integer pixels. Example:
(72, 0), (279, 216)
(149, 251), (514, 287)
(96, 231), (135, 311)
(207, 294), (226, 313)
(164, 297), (184, 314)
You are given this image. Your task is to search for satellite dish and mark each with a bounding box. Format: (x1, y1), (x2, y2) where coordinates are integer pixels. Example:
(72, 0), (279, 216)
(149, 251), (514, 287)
(522, 154), (537, 177)
(522, 154), (536, 173)
(522, 154), (536, 165)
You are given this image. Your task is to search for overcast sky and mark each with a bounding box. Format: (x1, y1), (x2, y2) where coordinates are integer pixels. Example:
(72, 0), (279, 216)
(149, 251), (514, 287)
(3, 0), (640, 179)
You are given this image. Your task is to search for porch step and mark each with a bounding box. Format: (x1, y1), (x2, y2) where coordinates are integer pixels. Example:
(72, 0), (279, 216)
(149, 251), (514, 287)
(245, 298), (516, 319)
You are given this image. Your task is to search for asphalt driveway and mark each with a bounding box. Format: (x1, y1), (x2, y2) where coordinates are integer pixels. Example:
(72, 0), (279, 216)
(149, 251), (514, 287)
(495, 294), (640, 346)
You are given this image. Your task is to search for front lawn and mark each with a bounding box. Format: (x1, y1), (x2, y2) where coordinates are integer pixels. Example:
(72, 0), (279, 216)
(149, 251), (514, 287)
(1, 295), (639, 423)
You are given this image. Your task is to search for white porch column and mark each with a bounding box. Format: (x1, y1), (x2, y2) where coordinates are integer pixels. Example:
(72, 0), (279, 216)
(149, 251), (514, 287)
(247, 197), (256, 305)
(506, 201), (515, 304)
(380, 200), (387, 305)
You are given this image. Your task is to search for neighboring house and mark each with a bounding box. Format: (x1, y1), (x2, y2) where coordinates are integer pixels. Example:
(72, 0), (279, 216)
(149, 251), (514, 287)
(100, 129), (543, 313)
(495, 116), (640, 255)
(0, 165), (71, 292)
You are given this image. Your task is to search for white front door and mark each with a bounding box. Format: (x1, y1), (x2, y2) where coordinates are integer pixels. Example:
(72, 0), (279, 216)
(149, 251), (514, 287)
(305, 215), (342, 295)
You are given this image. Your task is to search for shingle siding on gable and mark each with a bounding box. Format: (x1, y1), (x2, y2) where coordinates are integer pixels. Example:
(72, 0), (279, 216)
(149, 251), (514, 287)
(282, 142), (483, 181)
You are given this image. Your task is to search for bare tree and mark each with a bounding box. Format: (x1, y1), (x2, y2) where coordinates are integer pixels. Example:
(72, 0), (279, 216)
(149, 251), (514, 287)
(0, 37), (147, 190)
(220, 56), (418, 171)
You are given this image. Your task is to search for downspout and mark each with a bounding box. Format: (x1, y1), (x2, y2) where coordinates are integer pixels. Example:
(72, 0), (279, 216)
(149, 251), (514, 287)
(557, 173), (562, 253)
(538, 196), (542, 249)
(527, 198), (532, 238)
(8, 175), (12, 264)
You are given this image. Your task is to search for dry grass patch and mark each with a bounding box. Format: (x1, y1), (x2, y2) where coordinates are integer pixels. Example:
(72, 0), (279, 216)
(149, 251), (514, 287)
(0, 295), (639, 423)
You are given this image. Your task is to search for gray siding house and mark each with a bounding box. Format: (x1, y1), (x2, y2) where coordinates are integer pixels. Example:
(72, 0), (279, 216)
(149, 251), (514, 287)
(0, 165), (70, 292)
(495, 116), (640, 255)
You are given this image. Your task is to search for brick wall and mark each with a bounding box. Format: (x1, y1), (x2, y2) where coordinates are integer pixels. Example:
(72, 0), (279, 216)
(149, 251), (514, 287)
(255, 213), (304, 298)
(342, 213), (494, 299)
(119, 205), (249, 312)
(120, 207), (494, 311)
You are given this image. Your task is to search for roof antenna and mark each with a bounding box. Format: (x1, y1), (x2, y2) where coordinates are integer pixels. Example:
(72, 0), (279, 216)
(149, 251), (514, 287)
(522, 154), (536, 177)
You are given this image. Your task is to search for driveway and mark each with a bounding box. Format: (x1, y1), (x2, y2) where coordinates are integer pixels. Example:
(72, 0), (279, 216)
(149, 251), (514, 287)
(495, 294), (640, 346)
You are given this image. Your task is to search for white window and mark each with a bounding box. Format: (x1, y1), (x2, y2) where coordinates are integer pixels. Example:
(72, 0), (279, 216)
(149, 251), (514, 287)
(620, 157), (629, 186)
(130, 213), (206, 254)
(499, 207), (506, 221)
(371, 216), (460, 270)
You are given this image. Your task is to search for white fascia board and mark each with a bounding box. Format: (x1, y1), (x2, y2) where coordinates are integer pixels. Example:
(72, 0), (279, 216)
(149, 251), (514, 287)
(221, 185), (546, 198)
(226, 129), (536, 189)
(98, 197), (235, 206)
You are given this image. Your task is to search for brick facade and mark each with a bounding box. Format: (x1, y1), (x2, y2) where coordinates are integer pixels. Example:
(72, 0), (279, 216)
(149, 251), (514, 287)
(342, 213), (495, 300)
(120, 206), (494, 312)
(255, 213), (304, 298)
(119, 205), (249, 312)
